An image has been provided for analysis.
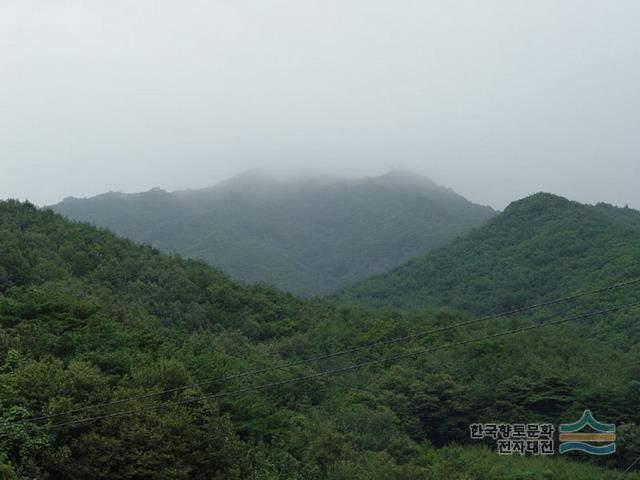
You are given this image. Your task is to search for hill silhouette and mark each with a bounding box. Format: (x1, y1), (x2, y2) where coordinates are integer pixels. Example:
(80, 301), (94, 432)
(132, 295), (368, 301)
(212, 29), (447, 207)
(51, 170), (495, 296)
(335, 193), (640, 313)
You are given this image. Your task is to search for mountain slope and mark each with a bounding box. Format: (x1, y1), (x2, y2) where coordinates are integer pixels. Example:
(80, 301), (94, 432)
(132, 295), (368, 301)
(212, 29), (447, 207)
(1, 200), (640, 478)
(334, 193), (640, 313)
(51, 170), (495, 296)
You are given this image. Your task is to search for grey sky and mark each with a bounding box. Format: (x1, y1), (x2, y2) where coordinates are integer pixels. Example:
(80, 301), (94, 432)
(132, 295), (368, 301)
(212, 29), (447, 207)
(1, 0), (639, 209)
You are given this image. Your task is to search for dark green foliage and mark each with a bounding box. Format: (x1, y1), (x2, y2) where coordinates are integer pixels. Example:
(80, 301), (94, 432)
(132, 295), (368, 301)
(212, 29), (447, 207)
(50, 170), (495, 296)
(335, 193), (640, 322)
(1, 200), (639, 478)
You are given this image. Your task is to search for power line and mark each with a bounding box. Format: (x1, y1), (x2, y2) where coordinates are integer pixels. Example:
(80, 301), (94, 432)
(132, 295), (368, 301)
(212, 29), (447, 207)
(6, 277), (640, 427)
(4, 301), (637, 435)
(624, 455), (640, 473)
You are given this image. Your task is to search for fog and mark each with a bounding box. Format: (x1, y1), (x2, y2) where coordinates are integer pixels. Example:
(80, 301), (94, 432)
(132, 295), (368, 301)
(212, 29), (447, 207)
(1, 0), (639, 209)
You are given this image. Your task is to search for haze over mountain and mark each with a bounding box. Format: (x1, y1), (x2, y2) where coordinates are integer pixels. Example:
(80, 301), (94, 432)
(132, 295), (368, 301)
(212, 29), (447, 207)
(335, 193), (640, 314)
(4, 1), (640, 477)
(3, 2), (640, 211)
(51, 170), (495, 296)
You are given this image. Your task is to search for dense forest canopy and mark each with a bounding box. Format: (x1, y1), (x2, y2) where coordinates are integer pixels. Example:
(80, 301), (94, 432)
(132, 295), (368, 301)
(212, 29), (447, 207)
(334, 193), (640, 316)
(50, 170), (495, 297)
(1, 200), (639, 479)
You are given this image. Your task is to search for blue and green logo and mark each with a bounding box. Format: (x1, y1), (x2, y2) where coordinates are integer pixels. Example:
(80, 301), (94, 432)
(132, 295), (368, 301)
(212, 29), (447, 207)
(559, 410), (616, 455)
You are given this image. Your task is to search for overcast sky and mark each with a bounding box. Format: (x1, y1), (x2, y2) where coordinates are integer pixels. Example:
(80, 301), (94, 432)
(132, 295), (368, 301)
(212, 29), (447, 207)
(1, 0), (639, 209)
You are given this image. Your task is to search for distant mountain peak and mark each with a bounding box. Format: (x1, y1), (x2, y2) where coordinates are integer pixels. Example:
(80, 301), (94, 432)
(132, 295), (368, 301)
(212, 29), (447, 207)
(217, 169), (341, 192)
(379, 168), (433, 181)
(50, 171), (495, 296)
(373, 169), (438, 187)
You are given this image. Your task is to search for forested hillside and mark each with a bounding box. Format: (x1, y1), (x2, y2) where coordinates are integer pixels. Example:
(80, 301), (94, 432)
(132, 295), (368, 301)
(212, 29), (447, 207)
(1, 200), (640, 478)
(51, 170), (495, 296)
(335, 193), (640, 315)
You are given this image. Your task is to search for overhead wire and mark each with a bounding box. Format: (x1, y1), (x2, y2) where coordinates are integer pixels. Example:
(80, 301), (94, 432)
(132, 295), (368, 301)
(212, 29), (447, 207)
(6, 276), (639, 427)
(3, 301), (638, 435)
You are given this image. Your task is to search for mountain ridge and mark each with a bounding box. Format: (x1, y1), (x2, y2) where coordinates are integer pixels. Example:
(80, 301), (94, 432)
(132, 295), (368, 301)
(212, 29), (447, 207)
(333, 192), (640, 313)
(51, 170), (496, 296)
